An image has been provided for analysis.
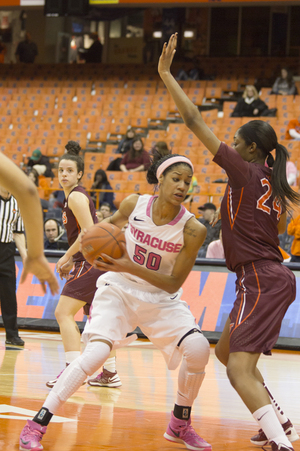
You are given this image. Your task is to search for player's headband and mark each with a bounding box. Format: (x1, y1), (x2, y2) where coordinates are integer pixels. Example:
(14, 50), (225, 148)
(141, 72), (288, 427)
(156, 156), (194, 180)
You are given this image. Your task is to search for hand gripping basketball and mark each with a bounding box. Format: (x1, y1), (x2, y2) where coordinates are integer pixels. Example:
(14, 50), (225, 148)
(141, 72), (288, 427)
(81, 222), (125, 265)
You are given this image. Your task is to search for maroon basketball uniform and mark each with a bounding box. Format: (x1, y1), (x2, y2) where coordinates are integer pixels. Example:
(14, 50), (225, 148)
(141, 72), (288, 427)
(213, 142), (296, 354)
(61, 185), (103, 315)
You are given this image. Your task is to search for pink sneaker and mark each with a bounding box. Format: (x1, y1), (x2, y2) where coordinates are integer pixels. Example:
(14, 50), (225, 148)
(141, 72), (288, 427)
(46, 365), (86, 389)
(19, 419), (47, 450)
(164, 412), (212, 451)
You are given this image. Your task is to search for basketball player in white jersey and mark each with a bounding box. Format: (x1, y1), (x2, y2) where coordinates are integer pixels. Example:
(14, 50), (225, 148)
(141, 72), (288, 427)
(19, 154), (211, 451)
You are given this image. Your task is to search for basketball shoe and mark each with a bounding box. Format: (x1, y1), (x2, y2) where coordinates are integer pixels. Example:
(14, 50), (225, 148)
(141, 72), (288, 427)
(263, 441), (294, 451)
(19, 419), (47, 450)
(164, 412), (212, 451)
(46, 364), (86, 388)
(87, 368), (122, 388)
(251, 419), (299, 446)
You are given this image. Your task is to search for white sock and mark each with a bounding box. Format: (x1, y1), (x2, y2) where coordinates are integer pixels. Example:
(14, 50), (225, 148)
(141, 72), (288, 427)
(253, 405), (291, 447)
(263, 382), (289, 425)
(103, 356), (116, 373)
(65, 351), (80, 365)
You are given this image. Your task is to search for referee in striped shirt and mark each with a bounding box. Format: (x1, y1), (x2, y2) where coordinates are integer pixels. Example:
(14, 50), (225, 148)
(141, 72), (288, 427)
(0, 185), (27, 346)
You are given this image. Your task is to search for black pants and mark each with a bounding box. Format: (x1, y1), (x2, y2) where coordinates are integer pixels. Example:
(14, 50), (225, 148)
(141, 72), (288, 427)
(0, 242), (19, 339)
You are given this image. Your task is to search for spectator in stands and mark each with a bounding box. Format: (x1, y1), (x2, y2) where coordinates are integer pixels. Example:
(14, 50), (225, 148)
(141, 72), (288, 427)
(197, 202), (221, 258)
(231, 85), (270, 117)
(150, 141), (170, 159)
(287, 214), (300, 262)
(99, 202), (113, 219)
(27, 149), (54, 178)
(119, 137), (151, 173)
(285, 116), (300, 140)
(44, 219), (60, 250)
(106, 129), (137, 171)
(81, 32), (102, 63)
(90, 169), (115, 211)
(271, 67), (297, 95)
(48, 190), (65, 210)
(206, 229), (225, 259)
(117, 128), (136, 155)
(15, 32), (38, 63)
(286, 160), (298, 187)
(96, 210), (104, 222)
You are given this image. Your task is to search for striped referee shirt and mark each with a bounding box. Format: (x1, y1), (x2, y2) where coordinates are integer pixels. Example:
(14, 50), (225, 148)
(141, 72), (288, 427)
(0, 195), (24, 243)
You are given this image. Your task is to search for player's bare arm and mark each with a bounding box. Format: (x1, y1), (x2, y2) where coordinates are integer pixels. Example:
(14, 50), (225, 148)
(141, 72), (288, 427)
(278, 211), (287, 235)
(105, 194), (139, 229)
(56, 191), (94, 275)
(158, 33), (220, 156)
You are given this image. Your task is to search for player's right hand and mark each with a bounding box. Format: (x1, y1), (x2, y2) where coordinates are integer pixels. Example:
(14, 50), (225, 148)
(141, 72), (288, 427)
(21, 255), (60, 295)
(158, 33), (178, 76)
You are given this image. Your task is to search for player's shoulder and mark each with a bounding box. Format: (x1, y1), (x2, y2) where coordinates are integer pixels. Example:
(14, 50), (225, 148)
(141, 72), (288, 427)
(119, 193), (140, 217)
(184, 216), (207, 240)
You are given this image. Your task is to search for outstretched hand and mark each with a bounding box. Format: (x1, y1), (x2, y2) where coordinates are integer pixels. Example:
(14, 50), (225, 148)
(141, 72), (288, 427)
(21, 255), (60, 295)
(158, 33), (178, 76)
(210, 208), (221, 227)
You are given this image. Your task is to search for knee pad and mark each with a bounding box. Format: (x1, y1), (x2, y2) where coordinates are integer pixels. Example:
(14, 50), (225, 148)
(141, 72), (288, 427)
(179, 331), (210, 373)
(78, 339), (111, 376)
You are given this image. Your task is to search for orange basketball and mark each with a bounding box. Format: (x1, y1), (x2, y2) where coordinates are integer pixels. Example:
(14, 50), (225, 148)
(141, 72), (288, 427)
(81, 222), (125, 265)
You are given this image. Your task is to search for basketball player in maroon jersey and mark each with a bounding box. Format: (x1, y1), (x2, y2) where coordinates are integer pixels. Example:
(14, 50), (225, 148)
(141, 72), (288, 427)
(158, 34), (300, 451)
(46, 141), (121, 389)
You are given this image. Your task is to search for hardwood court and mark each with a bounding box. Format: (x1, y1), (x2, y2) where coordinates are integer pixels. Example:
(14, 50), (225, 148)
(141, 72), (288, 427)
(0, 329), (299, 451)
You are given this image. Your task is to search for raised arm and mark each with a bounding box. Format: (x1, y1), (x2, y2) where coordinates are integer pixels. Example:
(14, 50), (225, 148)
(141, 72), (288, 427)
(158, 33), (221, 156)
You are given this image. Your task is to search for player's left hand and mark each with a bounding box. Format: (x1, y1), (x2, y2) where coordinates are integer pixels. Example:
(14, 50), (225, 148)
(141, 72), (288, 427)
(56, 254), (73, 280)
(158, 33), (178, 76)
(93, 243), (132, 273)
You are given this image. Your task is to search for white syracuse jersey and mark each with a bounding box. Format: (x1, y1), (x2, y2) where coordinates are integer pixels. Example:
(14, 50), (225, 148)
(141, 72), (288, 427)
(100, 195), (194, 296)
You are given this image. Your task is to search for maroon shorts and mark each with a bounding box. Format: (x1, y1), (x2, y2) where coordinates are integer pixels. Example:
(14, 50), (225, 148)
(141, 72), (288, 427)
(61, 260), (104, 316)
(229, 260), (296, 355)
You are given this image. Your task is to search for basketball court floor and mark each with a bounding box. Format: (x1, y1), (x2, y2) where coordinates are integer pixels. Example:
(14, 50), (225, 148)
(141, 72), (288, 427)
(0, 329), (299, 451)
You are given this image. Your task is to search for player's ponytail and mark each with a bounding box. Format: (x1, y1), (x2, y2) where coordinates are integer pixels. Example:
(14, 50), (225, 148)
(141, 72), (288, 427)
(239, 120), (300, 210)
(272, 142), (300, 209)
(59, 140), (84, 179)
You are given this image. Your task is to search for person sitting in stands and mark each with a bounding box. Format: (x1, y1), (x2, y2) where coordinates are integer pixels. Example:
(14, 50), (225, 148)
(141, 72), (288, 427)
(231, 85), (270, 118)
(117, 128), (136, 155)
(206, 229), (225, 259)
(271, 67), (297, 95)
(119, 137), (151, 173)
(197, 202), (221, 258)
(99, 202), (113, 219)
(90, 169), (116, 211)
(27, 149), (54, 178)
(44, 219), (60, 250)
(106, 129), (137, 171)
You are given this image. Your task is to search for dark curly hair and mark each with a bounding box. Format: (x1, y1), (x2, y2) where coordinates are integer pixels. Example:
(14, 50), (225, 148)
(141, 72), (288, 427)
(147, 153), (193, 185)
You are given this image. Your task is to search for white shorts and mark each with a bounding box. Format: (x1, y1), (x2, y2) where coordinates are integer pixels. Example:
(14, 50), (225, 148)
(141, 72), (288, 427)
(82, 278), (200, 370)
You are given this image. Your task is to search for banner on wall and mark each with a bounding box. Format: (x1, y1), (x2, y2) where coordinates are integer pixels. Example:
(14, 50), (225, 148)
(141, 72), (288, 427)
(8, 258), (300, 342)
